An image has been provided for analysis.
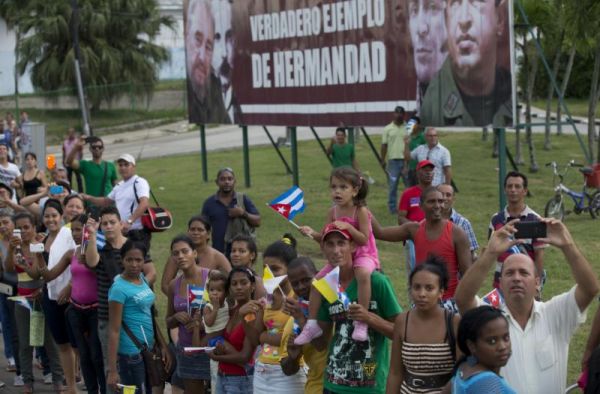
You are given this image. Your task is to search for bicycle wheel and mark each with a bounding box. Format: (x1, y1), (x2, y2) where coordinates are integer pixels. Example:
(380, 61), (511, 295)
(545, 196), (564, 221)
(589, 191), (600, 219)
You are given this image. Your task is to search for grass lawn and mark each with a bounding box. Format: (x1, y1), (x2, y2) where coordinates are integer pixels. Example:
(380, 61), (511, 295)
(532, 98), (600, 119)
(134, 130), (598, 385)
(24, 108), (186, 144)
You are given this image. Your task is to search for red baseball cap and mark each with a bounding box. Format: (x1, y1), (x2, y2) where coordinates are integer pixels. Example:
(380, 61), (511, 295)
(416, 160), (435, 170)
(321, 223), (352, 242)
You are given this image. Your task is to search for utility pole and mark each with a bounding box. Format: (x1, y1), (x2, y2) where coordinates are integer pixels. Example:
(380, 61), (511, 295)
(70, 0), (91, 135)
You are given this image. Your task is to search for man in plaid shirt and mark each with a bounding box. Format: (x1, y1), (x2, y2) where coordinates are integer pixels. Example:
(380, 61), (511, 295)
(438, 184), (479, 261)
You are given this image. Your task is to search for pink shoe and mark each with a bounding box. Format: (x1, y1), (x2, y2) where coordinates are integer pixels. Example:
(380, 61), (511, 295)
(352, 320), (368, 341)
(294, 320), (323, 345)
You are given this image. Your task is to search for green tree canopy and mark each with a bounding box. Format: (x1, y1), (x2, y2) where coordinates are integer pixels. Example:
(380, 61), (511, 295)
(2, 0), (174, 109)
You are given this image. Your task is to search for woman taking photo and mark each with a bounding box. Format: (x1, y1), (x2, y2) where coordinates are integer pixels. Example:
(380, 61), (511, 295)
(208, 268), (262, 394)
(37, 199), (78, 394)
(5, 212), (64, 393)
(165, 234), (212, 393)
(37, 214), (106, 394)
(161, 215), (230, 296)
(386, 257), (459, 393)
(107, 240), (171, 394)
(444, 306), (515, 394)
(253, 234), (306, 393)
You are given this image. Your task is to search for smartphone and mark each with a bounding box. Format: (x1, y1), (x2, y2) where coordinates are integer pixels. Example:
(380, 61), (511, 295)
(514, 221), (547, 239)
(49, 185), (64, 195)
(88, 207), (100, 222)
(29, 243), (44, 253)
(12, 229), (20, 239)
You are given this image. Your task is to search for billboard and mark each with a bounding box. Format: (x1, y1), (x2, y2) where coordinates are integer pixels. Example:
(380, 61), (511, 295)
(184, 0), (514, 127)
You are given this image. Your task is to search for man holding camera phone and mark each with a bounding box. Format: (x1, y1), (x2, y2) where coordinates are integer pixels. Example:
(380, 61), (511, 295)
(488, 171), (547, 290)
(65, 136), (117, 198)
(455, 218), (599, 394)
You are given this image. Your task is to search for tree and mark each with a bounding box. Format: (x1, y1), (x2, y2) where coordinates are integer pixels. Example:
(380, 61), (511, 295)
(6, 0), (173, 111)
(566, 0), (600, 162)
(0, 0), (29, 115)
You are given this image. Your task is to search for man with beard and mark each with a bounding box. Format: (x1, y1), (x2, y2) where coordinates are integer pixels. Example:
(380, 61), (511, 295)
(420, 0), (512, 127)
(407, 0), (448, 108)
(185, 0), (229, 124)
(211, 0), (240, 123)
(201, 168), (260, 256)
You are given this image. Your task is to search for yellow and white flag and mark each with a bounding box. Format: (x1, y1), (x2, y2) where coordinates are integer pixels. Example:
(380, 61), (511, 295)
(312, 266), (340, 304)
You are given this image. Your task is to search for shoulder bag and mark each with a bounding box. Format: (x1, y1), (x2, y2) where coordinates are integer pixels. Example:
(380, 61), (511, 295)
(121, 308), (175, 387)
(132, 177), (173, 232)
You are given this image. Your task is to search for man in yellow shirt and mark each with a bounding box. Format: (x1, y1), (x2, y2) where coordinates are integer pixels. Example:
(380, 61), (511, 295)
(280, 257), (330, 394)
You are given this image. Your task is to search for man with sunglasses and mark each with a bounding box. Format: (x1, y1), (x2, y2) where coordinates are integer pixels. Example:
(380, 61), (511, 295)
(65, 136), (118, 197)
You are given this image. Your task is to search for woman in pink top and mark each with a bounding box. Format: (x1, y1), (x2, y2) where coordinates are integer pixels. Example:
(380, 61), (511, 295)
(38, 214), (106, 394)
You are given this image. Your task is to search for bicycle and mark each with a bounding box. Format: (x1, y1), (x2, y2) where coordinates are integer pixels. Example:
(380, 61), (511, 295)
(544, 160), (600, 221)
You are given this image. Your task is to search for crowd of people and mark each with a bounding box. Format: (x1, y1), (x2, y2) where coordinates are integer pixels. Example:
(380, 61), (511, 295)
(0, 109), (598, 394)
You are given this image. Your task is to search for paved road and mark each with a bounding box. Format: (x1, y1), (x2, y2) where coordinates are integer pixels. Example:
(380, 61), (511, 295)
(44, 106), (590, 165)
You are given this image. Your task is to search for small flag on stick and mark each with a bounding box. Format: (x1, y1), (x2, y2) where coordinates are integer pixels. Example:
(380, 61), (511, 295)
(187, 284), (205, 314)
(312, 266), (349, 309)
(482, 288), (504, 309)
(269, 186), (305, 221)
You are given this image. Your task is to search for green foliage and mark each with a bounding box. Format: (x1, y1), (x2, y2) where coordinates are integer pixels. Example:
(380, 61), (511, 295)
(2, 0), (174, 109)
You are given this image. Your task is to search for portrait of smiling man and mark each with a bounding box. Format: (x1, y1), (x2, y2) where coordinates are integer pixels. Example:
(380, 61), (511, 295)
(420, 0), (513, 127)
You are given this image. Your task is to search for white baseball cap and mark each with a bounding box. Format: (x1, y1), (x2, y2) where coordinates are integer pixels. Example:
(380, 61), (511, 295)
(117, 153), (136, 165)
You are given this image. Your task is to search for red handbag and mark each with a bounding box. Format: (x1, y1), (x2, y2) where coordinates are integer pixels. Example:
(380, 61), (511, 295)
(133, 179), (173, 232)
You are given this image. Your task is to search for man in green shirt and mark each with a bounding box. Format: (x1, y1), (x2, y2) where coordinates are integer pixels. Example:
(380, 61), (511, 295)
(65, 136), (118, 197)
(313, 224), (402, 394)
(380, 106), (408, 213)
(326, 128), (358, 170)
(404, 116), (426, 186)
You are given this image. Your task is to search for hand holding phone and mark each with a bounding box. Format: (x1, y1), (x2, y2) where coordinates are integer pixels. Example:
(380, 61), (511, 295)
(514, 221), (547, 239)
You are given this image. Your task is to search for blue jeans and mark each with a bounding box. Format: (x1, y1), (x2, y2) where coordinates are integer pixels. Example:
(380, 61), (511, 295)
(387, 159), (406, 213)
(66, 305), (105, 394)
(0, 293), (14, 360)
(217, 373), (253, 394)
(118, 353), (146, 394)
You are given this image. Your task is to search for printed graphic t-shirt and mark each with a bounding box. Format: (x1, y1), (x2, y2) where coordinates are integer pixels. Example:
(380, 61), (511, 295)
(317, 271), (402, 394)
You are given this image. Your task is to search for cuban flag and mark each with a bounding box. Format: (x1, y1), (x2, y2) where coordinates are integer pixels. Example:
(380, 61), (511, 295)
(269, 186), (305, 221)
(482, 288), (504, 309)
(187, 284), (206, 314)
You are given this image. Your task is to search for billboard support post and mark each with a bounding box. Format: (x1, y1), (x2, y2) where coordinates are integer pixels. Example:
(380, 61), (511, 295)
(309, 127), (333, 165)
(199, 124), (208, 183)
(242, 125), (250, 187)
(360, 127), (387, 178)
(262, 126), (293, 174)
(496, 128), (507, 210)
(290, 127), (299, 186)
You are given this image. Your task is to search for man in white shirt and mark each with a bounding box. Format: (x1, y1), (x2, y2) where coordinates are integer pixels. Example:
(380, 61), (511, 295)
(82, 153), (151, 251)
(455, 219), (599, 394)
(406, 127), (451, 186)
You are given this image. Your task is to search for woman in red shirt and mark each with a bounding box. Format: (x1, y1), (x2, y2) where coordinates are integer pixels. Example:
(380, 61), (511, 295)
(208, 267), (262, 394)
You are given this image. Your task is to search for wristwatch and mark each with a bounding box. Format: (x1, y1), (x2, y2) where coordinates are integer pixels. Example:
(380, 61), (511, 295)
(242, 211), (249, 219)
